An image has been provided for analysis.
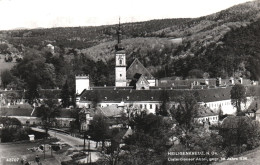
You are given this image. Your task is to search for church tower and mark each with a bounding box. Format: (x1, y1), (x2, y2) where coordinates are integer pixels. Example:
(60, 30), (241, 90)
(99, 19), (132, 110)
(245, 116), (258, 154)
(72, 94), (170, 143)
(115, 18), (127, 87)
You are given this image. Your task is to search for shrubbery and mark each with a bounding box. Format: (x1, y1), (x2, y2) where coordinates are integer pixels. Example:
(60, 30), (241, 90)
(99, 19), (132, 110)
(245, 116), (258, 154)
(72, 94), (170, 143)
(1, 127), (29, 142)
(0, 117), (48, 142)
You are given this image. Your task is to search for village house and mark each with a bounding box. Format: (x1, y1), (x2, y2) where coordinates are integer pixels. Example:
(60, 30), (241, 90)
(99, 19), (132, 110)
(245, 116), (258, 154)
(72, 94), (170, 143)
(80, 104), (126, 131)
(194, 105), (219, 125)
(0, 106), (74, 128)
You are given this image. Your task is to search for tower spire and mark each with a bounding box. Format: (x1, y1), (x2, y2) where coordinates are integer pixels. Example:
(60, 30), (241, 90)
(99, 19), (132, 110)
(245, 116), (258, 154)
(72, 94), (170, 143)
(117, 17), (122, 44)
(115, 17), (124, 51)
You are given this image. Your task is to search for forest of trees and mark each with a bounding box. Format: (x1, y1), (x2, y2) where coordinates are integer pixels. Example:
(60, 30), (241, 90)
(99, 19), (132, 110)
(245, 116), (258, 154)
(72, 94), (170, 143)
(1, 1), (260, 92)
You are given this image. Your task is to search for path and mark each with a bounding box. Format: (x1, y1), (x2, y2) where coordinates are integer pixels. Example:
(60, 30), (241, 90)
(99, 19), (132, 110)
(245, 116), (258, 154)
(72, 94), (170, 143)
(31, 127), (101, 162)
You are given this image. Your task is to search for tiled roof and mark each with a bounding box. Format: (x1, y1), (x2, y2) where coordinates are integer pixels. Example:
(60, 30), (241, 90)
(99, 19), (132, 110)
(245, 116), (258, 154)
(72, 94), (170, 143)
(80, 107), (96, 116)
(255, 109), (260, 114)
(80, 105), (124, 117)
(126, 58), (154, 80)
(196, 87), (231, 102)
(123, 127), (133, 139)
(96, 105), (123, 117)
(0, 107), (72, 118)
(129, 73), (142, 87)
(0, 107), (33, 117)
(33, 108), (72, 118)
(91, 86), (134, 90)
(158, 78), (257, 87)
(79, 87), (237, 103)
(158, 79), (217, 87)
(197, 106), (218, 117)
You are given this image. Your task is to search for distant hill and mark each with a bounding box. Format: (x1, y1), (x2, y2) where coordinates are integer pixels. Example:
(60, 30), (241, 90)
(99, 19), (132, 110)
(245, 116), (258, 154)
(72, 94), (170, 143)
(1, 0), (260, 80)
(0, 18), (189, 50)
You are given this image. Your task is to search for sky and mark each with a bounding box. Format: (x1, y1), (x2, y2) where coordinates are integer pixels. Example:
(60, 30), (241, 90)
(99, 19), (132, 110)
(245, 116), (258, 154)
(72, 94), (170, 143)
(0, 0), (254, 30)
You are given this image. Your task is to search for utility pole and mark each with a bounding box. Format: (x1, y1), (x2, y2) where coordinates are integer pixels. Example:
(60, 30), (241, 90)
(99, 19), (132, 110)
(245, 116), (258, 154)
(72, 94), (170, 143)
(83, 132), (86, 151)
(88, 136), (90, 157)
(51, 145), (52, 157)
(88, 135), (91, 163)
(44, 144), (45, 159)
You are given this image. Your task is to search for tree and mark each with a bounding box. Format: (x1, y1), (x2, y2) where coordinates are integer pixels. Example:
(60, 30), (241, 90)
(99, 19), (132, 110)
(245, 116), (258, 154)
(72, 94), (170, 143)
(36, 99), (61, 136)
(169, 126), (224, 164)
(1, 70), (14, 88)
(25, 80), (40, 105)
(69, 108), (85, 133)
(0, 117), (30, 143)
(220, 116), (260, 156)
(158, 90), (170, 116)
(11, 49), (56, 89)
(61, 81), (70, 108)
(169, 92), (198, 131)
(0, 117), (22, 127)
(0, 43), (9, 54)
(121, 114), (176, 164)
(230, 84), (247, 115)
(188, 69), (204, 78)
(218, 106), (226, 120)
(87, 113), (110, 150)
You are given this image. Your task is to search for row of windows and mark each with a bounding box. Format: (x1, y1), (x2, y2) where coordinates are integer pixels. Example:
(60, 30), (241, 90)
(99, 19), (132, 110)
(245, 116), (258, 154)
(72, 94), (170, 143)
(140, 104), (154, 109)
(198, 116), (218, 123)
(207, 101), (231, 108)
(84, 103), (159, 109)
(25, 121), (70, 127)
(85, 101), (234, 110)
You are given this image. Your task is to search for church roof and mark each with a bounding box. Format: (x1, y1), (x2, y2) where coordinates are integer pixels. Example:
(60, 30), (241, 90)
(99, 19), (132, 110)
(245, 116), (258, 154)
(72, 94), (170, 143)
(129, 73), (149, 88)
(136, 74), (150, 85)
(126, 58), (154, 80)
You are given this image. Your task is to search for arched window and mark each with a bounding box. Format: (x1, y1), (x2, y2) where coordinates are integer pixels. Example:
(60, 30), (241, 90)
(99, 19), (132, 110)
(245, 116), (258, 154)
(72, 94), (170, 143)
(119, 59), (122, 65)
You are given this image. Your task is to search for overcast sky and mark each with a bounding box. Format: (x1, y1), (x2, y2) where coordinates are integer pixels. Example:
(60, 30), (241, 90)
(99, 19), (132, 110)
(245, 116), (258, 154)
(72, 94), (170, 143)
(0, 0), (253, 30)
